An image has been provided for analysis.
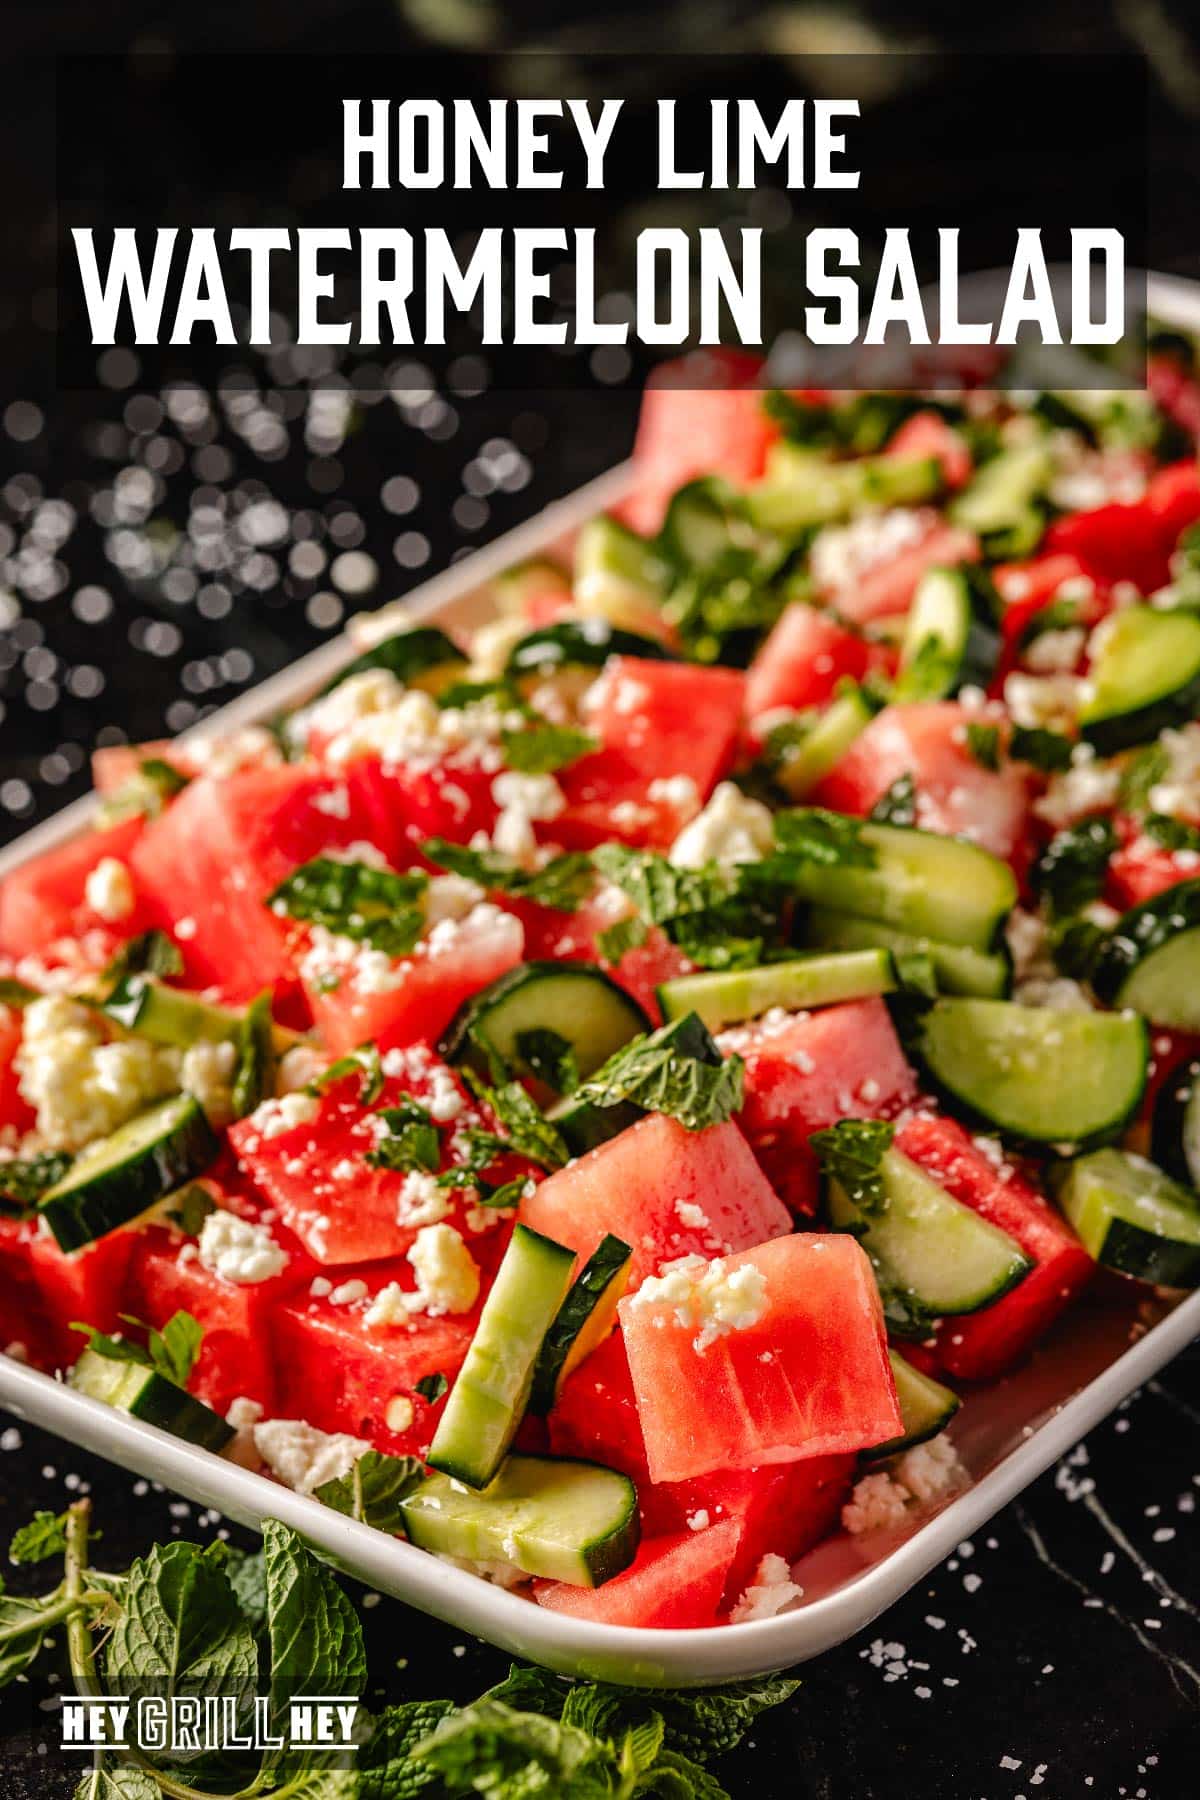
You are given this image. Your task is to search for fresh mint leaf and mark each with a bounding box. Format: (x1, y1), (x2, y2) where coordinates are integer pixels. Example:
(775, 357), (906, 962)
(1009, 725), (1074, 773)
(438, 676), (525, 713)
(314, 1450), (423, 1532)
(592, 844), (736, 929)
(100, 929), (184, 988)
(0, 1150), (71, 1214)
(142, 1309), (204, 1388)
(593, 845), (782, 970)
(1052, 917), (1108, 980)
(270, 857), (428, 959)
(421, 838), (593, 913)
(501, 722), (598, 774)
(770, 808), (876, 870)
(263, 1519), (367, 1743)
(667, 907), (767, 972)
(650, 1675), (802, 1763)
(636, 1748), (731, 1798)
(0, 976), (38, 1009)
(311, 1041), (385, 1107)
(1143, 813), (1200, 853)
(96, 756), (191, 828)
(231, 990), (276, 1120)
(1033, 817), (1118, 919)
(595, 915), (650, 962)
(104, 1541), (258, 1759)
(358, 1699), (456, 1799)
(570, 1015), (744, 1134)
(1119, 741), (1170, 811)
(464, 1074), (570, 1171)
(70, 1322), (153, 1368)
(223, 1545), (269, 1636)
(965, 722), (1002, 772)
(73, 1771), (162, 1800)
(8, 1510), (69, 1565)
(366, 1097), (440, 1174)
(164, 1181), (217, 1238)
(810, 1118), (894, 1216)
(411, 1698), (612, 1797)
(514, 1027), (580, 1095)
(869, 773), (919, 826)
(0, 1586), (68, 1687)
(414, 1371), (448, 1404)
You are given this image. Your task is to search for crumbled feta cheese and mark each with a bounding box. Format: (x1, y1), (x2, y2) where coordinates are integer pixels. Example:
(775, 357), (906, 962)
(647, 774), (701, 819)
(404, 1223), (480, 1316)
(323, 686), (511, 773)
(329, 1278), (369, 1306)
(311, 785), (351, 819)
(304, 667), (406, 741)
(197, 1210), (288, 1285)
(181, 1038), (237, 1128)
(1003, 672), (1090, 732)
(893, 1435), (967, 1504)
(810, 507), (930, 594)
(186, 725), (282, 779)
(276, 1042), (327, 1094)
(424, 872), (486, 928)
(253, 1417), (372, 1494)
(686, 1508), (710, 1531)
(225, 1395), (264, 1431)
(84, 857), (135, 922)
(490, 770), (565, 859)
(364, 1282), (411, 1329)
(467, 614), (531, 681)
(841, 1471), (912, 1536)
(16, 994), (180, 1152)
(669, 782), (774, 871)
(729, 1553), (804, 1623)
(1033, 756), (1121, 829)
(1023, 627), (1086, 674)
(629, 1253), (768, 1352)
(842, 1434), (967, 1534)
(1143, 723), (1200, 821)
(396, 1169), (452, 1228)
(249, 1089), (321, 1140)
(384, 1394), (415, 1434)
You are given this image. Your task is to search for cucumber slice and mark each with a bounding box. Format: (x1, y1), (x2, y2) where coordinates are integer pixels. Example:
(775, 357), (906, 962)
(428, 1224), (576, 1489)
(894, 566), (1001, 702)
(71, 1346), (233, 1452)
(864, 1352), (961, 1461)
(1056, 1148), (1200, 1287)
(657, 949), (896, 1031)
(948, 444), (1053, 545)
(573, 517), (672, 635)
(748, 446), (941, 534)
(769, 688), (875, 801)
(505, 618), (673, 677)
(659, 477), (745, 571)
(38, 1095), (219, 1252)
(1151, 1058), (1200, 1190)
(318, 625), (466, 700)
(805, 909), (1012, 998)
(492, 556), (572, 614)
(439, 962), (649, 1090)
(400, 1454), (640, 1587)
(913, 998), (1148, 1144)
(547, 1010), (722, 1156)
(100, 977), (240, 1047)
(784, 822), (1018, 952)
(528, 1233), (633, 1415)
(1091, 878), (1200, 1029)
(1080, 607), (1200, 753)
(827, 1148), (1032, 1316)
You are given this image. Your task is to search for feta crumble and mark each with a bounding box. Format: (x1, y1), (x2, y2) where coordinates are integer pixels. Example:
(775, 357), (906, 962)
(629, 1253), (768, 1352)
(16, 994), (180, 1152)
(842, 1435), (967, 1535)
(84, 857), (135, 922)
(180, 1038), (237, 1128)
(729, 1552), (804, 1623)
(249, 1089), (321, 1140)
(490, 770), (565, 860)
(396, 1169), (452, 1228)
(669, 782), (774, 871)
(253, 1417), (372, 1495)
(197, 1211), (288, 1285)
(404, 1223), (480, 1317)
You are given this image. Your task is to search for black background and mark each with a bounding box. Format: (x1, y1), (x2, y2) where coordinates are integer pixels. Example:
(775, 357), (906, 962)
(2, 2), (1200, 1794)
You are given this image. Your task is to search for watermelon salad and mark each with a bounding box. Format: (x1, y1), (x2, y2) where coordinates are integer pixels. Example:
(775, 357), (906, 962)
(4, 340), (1200, 1634)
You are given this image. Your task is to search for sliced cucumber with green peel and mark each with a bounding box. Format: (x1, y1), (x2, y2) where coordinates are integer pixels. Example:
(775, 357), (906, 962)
(492, 556), (572, 613)
(749, 445), (941, 534)
(769, 687), (875, 801)
(428, 1224), (576, 1489)
(1079, 607), (1200, 753)
(573, 517), (672, 628)
(805, 909), (1012, 998)
(1056, 1148), (1200, 1287)
(100, 977), (240, 1047)
(528, 1234), (633, 1415)
(913, 998), (1148, 1144)
(439, 962), (649, 1090)
(548, 1010), (722, 1156)
(948, 443), (1053, 547)
(1151, 1058), (1200, 1190)
(864, 1352), (961, 1462)
(400, 1454), (640, 1587)
(505, 618), (673, 678)
(894, 565), (1001, 702)
(318, 625), (466, 700)
(1091, 879), (1200, 1029)
(657, 950), (896, 1032)
(783, 822), (1018, 952)
(827, 1148), (1032, 1316)
(38, 1094), (219, 1252)
(659, 477), (746, 571)
(71, 1347), (233, 1452)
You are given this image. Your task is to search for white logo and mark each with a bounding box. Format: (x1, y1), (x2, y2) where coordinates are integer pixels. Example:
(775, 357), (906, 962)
(60, 1695), (361, 1752)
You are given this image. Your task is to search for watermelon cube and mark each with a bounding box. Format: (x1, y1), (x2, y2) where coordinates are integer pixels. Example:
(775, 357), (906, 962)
(0, 1009), (34, 1135)
(533, 1519), (743, 1628)
(26, 1227), (137, 1366)
(828, 521), (980, 627)
(0, 817), (147, 958)
(729, 997), (918, 1213)
(744, 603), (871, 725)
(518, 1113), (792, 1290)
(517, 894), (692, 1025)
(618, 1233), (900, 1483)
(895, 1113), (1094, 1380)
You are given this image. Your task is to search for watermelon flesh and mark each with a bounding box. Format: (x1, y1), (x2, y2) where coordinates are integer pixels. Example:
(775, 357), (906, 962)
(885, 411), (972, 490)
(518, 1113), (792, 1290)
(830, 521), (980, 627)
(533, 1518), (743, 1629)
(728, 997), (919, 1213)
(744, 603), (871, 724)
(895, 1113), (1094, 1380)
(516, 892), (692, 1024)
(0, 817), (147, 958)
(619, 1233), (901, 1483)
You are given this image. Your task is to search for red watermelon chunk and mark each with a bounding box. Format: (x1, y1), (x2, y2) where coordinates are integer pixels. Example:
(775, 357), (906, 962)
(1044, 498), (1172, 595)
(812, 700), (1032, 866)
(0, 1009), (34, 1134)
(727, 997), (918, 1214)
(618, 1233), (900, 1483)
(895, 1112), (1094, 1380)
(885, 411), (972, 490)
(518, 1113), (791, 1290)
(744, 603), (871, 725)
(533, 1519), (742, 1628)
(0, 817), (147, 958)
(831, 521), (980, 627)
(229, 1050), (526, 1266)
(549, 1330), (852, 1604)
(1144, 459), (1200, 553)
(517, 892), (692, 1024)
(1107, 816), (1200, 909)
(26, 1228), (137, 1366)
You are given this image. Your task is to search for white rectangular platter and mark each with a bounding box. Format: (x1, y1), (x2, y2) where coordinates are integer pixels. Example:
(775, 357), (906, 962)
(1, 274), (1198, 1687)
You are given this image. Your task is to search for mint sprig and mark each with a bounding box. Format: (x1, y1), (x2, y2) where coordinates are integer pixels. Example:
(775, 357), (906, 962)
(270, 857), (428, 959)
(569, 1014), (744, 1134)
